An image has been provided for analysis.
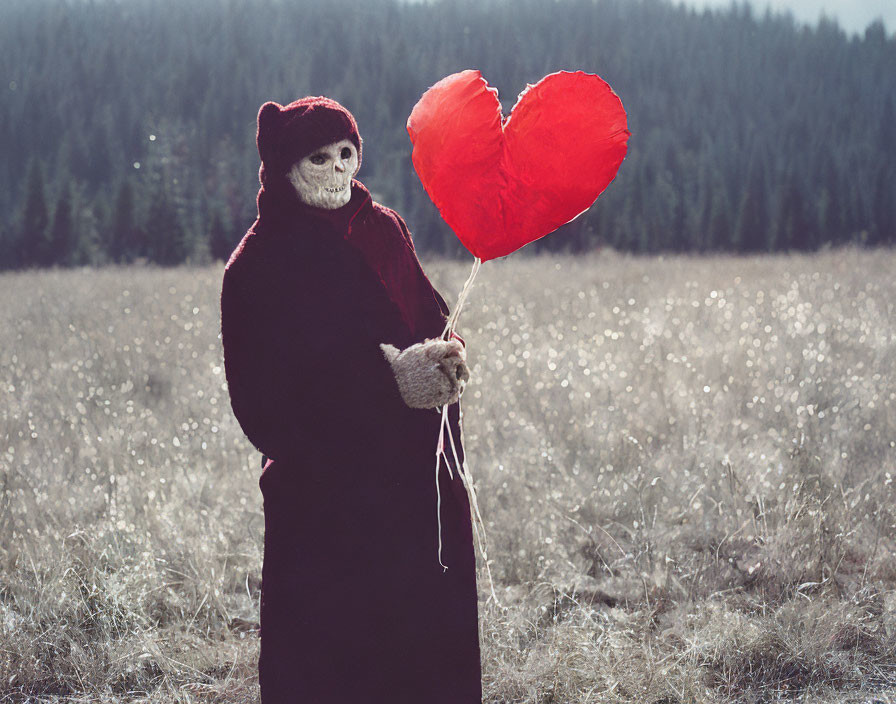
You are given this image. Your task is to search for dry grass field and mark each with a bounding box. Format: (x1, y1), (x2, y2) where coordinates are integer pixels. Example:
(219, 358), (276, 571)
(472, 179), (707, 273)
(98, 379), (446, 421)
(1, 248), (895, 703)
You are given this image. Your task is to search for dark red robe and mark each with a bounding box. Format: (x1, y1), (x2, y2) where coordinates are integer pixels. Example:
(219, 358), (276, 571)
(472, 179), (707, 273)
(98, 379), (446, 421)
(221, 174), (481, 703)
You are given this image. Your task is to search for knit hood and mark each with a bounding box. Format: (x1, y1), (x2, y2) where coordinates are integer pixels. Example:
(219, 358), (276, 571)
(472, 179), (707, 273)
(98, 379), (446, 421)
(254, 96), (364, 224)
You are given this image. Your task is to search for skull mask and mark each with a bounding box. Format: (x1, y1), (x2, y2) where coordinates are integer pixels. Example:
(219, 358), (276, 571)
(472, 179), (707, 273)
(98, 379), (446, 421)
(287, 139), (359, 209)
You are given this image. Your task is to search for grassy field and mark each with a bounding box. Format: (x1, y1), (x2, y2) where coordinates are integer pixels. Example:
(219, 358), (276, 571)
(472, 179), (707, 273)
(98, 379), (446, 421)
(1, 248), (895, 703)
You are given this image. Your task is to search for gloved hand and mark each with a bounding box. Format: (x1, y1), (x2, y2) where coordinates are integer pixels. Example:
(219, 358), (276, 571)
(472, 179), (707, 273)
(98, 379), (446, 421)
(380, 338), (470, 409)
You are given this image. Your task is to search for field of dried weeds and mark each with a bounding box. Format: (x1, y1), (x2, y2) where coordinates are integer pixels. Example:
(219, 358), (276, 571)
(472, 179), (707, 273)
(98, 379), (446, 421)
(1, 248), (895, 703)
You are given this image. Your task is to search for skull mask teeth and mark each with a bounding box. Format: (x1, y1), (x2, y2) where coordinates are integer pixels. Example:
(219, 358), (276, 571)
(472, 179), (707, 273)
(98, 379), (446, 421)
(288, 139), (359, 209)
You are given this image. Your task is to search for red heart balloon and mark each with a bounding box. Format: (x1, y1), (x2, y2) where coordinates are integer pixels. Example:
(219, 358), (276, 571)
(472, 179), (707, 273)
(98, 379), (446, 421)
(407, 70), (630, 261)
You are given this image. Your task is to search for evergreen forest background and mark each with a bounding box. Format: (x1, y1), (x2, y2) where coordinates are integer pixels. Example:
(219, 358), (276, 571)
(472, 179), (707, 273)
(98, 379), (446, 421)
(1, 0), (894, 270)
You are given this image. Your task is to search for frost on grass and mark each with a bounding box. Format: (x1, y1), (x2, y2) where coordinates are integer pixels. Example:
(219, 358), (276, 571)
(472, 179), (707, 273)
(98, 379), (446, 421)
(2, 249), (896, 702)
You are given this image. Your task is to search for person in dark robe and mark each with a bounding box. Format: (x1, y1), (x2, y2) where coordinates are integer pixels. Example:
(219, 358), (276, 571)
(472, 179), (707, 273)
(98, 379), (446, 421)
(220, 96), (482, 703)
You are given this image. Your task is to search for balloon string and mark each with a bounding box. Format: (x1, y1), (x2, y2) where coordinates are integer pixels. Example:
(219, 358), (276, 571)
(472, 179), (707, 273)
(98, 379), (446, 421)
(448, 397), (501, 606)
(434, 256), (500, 605)
(434, 409), (448, 572)
(441, 257), (481, 340)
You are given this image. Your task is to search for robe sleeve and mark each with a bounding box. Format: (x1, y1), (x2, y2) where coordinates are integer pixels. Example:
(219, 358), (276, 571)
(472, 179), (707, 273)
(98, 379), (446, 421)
(392, 212), (466, 348)
(221, 233), (404, 464)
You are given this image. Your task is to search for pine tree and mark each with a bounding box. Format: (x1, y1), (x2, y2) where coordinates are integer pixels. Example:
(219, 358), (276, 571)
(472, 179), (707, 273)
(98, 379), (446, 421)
(72, 200), (105, 267)
(209, 210), (234, 261)
(818, 159), (844, 247)
(20, 160), (51, 268)
(733, 188), (763, 252)
(773, 176), (813, 251)
(704, 187), (732, 252)
(0, 224), (15, 270)
(881, 98), (896, 160)
(147, 185), (189, 265)
(870, 165), (896, 246)
(49, 185), (75, 266)
(733, 155), (769, 252)
(109, 181), (137, 262)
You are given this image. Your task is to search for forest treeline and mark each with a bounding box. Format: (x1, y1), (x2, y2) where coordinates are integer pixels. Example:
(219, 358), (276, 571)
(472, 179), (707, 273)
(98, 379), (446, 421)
(0, 0), (893, 269)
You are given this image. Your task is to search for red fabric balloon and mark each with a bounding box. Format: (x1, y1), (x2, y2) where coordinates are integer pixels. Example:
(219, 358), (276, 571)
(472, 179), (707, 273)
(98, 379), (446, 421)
(408, 70), (630, 261)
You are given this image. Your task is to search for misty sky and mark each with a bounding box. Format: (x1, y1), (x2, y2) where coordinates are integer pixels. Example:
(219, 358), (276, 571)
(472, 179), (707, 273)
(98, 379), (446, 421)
(688, 0), (893, 35)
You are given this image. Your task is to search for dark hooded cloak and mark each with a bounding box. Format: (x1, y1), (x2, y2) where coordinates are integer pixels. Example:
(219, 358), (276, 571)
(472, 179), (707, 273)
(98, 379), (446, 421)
(220, 97), (481, 703)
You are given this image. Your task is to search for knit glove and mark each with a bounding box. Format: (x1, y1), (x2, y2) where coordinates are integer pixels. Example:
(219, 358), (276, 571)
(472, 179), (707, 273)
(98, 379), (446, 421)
(380, 338), (470, 409)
